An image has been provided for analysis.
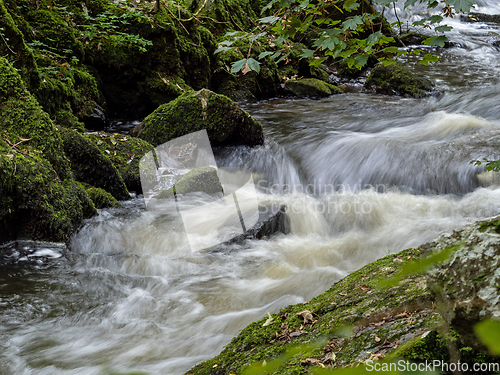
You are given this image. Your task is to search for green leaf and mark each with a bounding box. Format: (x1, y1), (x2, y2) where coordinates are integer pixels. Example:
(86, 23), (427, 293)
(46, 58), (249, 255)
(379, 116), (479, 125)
(276, 52), (291, 63)
(299, 49), (315, 58)
(374, 0), (396, 5)
(427, 15), (443, 24)
(258, 51), (274, 59)
(260, 15), (281, 24)
(381, 46), (399, 53)
(246, 57), (261, 73)
(230, 58), (248, 73)
(354, 54), (368, 68)
(344, 1), (359, 11)
(342, 15), (363, 31)
(404, 0), (419, 6)
(447, 0), (475, 12)
(214, 46), (234, 54)
(423, 35), (448, 47)
(475, 318), (500, 355)
(435, 25), (453, 32)
(419, 54), (439, 66)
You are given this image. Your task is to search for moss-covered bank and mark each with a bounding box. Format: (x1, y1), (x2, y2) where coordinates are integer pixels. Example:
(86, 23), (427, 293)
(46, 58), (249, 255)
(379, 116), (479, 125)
(187, 226), (500, 374)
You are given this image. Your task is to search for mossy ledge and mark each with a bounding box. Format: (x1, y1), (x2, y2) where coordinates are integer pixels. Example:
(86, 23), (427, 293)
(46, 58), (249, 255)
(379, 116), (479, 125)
(186, 225), (500, 374)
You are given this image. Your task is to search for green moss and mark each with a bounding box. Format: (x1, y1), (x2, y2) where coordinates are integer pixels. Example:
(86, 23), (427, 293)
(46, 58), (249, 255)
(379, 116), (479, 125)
(85, 131), (155, 193)
(53, 109), (85, 132)
(0, 0), (40, 89)
(366, 63), (434, 98)
(137, 89), (264, 147)
(0, 138), (96, 242)
(35, 65), (100, 122)
(478, 219), (500, 233)
(187, 248), (445, 374)
(0, 57), (71, 180)
(284, 78), (343, 98)
(59, 127), (130, 200)
(78, 182), (121, 209)
(144, 73), (193, 108)
(309, 65), (330, 83)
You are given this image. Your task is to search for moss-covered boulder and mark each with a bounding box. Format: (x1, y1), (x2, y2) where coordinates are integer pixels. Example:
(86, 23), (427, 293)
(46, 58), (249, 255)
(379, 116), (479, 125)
(284, 78), (343, 98)
(156, 166), (223, 198)
(134, 89), (264, 147)
(365, 63), (435, 98)
(85, 132), (155, 193)
(424, 214), (500, 354)
(0, 139), (96, 242)
(78, 182), (121, 209)
(59, 127), (130, 200)
(0, 56), (70, 179)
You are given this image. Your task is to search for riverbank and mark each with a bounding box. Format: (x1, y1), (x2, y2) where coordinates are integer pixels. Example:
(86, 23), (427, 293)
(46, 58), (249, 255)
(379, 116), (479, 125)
(187, 213), (500, 374)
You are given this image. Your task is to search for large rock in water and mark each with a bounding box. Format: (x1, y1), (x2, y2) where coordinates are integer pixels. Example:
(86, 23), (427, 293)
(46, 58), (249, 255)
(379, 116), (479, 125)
(59, 127), (130, 201)
(424, 214), (500, 353)
(131, 89), (264, 147)
(365, 63), (435, 98)
(284, 78), (343, 98)
(85, 131), (155, 194)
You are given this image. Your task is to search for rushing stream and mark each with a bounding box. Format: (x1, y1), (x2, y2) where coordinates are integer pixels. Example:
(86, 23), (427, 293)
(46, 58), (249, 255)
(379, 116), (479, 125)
(2, 2), (500, 374)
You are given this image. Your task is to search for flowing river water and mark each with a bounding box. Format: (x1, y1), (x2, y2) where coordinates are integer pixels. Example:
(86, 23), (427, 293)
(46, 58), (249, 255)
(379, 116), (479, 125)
(1, 2), (500, 374)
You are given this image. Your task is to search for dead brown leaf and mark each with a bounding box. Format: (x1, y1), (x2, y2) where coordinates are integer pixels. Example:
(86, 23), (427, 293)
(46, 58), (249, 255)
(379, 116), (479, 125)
(297, 310), (314, 324)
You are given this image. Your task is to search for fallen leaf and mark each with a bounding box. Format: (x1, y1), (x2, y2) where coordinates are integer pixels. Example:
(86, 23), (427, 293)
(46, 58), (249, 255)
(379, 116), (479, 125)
(262, 312), (274, 327)
(110, 137), (117, 145)
(340, 292), (348, 296)
(360, 284), (370, 292)
(375, 336), (381, 343)
(297, 310), (314, 324)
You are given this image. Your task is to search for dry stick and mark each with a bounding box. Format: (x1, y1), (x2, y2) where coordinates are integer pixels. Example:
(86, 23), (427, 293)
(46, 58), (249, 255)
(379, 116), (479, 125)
(176, 0), (209, 22)
(166, 7), (190, 34)
(0, 32), (16, 55)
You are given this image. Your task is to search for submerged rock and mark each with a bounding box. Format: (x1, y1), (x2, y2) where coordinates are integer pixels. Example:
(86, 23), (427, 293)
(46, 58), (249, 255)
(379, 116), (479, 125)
(220, 204), (290, 246)
(133, 89), (264, 147)
(155, 166), (223, 198)
(460, 13), (500, 25)
(365, 63), (435, 98)
(424, 214), (500, 353)
(284, 78), (344, 98)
